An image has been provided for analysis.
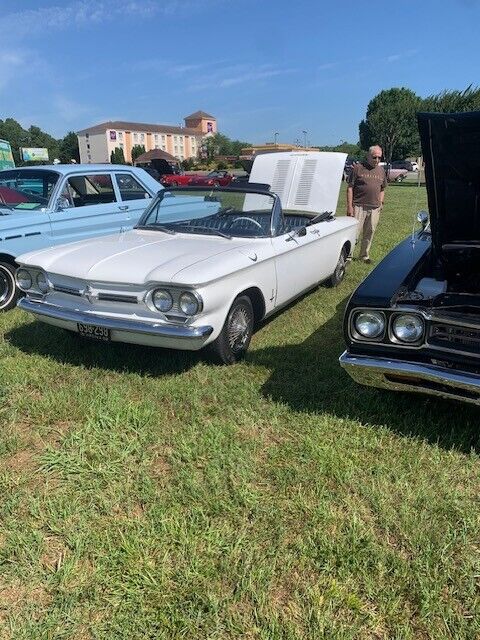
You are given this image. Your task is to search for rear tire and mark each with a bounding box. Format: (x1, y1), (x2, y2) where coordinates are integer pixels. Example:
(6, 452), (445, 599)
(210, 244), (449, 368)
(325, 246), (348, 288)
(0, 261), (20, 311)
(207, 295), (254, 364)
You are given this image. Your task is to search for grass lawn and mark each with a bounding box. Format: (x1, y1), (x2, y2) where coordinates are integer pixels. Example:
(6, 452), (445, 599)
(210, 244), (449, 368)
(0, 183), (479, 639)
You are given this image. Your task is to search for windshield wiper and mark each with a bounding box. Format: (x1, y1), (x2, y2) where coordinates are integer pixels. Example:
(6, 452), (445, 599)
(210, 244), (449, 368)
(177, 225), (232, 239)
(136, 223), (176, 234)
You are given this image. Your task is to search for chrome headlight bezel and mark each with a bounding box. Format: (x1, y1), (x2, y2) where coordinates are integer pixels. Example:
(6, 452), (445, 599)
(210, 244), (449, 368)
(390, 313), (425, 344)
(36, 271), (49, 294)
(179, 291), (201, 316)
(16, 268), (33, 291)
(145, 286), (203, 318)
(351, 310), (386, 341)
(152, 288), (173, 313)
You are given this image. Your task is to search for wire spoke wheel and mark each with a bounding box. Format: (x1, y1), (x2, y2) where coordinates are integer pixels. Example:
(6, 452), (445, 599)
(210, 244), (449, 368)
(227, 305), (252, 353)
(208, 295), (254, 364)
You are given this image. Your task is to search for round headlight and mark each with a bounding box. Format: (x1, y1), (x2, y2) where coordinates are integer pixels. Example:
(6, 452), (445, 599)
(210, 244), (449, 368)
(152, 289), (173, 312)
(179, 291), (200, 316)
(392, 314), (424, 343)
(16, 269), (32, 291)
(354, 311), (385, 339)
(36, 271), (49, 294)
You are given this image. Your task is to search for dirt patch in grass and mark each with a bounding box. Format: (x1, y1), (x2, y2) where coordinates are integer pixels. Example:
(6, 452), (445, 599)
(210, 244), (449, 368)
(0, 580), (51, 624)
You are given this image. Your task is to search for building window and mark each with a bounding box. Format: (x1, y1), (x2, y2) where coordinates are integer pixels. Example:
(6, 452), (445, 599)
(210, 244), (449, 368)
(119, 143), (124, 149)
(154, 134), (158, 142)
(118, 132), (123, 141)
(86, 143), (90, 150)
(140, 133), (145, 142)
(161, 135), (166, 143)
(133, 133), (138, 142)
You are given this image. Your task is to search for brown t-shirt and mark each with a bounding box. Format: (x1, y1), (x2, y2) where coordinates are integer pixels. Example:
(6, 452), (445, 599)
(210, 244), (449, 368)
(348, 162), (387, 208)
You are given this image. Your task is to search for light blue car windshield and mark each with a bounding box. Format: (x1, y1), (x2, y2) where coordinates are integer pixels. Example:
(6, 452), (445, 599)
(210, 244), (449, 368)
(137, 188), (275, 238)
(0, 169), (59, 211)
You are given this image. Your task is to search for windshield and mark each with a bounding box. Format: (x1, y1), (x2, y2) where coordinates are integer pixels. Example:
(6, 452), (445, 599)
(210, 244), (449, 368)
(137, 187), (275, 238)
(0, 169), (59, 210)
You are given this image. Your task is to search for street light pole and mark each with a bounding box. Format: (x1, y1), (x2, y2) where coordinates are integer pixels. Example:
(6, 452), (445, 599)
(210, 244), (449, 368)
(274, 132), (279, 147)
(302, 130), (307, 148)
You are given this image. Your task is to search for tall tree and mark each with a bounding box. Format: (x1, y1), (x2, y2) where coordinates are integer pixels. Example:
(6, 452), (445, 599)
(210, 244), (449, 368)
(131, 144), (145, 163)
(359, 88), (421, 162)
(59, 131), (80, 163)
(110, 147), (125, 164)
(422, 85), (480, 113)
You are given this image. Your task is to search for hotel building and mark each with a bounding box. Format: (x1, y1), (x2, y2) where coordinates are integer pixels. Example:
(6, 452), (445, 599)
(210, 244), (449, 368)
(77, 111), (217, 164)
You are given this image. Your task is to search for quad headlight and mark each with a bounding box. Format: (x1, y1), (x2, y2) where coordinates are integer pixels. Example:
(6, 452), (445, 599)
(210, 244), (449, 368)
(391, 313), (424, 343)
(16, 269), (32, 291)
(179, 291), (200, 316)
(353, 310), (385, 340)
(152, 289), (173, 312)
(36, 271), (49, 294)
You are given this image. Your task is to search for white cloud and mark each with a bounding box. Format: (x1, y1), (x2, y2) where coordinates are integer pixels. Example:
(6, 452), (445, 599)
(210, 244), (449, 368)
(0, 1), (221, 39)
(187, 63), (297, 91)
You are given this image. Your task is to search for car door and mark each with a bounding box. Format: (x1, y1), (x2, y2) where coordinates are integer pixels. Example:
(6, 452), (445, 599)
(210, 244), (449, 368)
(48, 172), (130, 242)
(114, 172), (153, 226)
(271, 222), (325, 308)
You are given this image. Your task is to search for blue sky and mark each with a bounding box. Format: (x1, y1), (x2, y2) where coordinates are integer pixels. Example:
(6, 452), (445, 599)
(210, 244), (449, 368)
(0, 0), (479, 145)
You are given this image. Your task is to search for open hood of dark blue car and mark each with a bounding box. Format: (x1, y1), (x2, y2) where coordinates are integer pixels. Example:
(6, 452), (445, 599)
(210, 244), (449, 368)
(418, 111), (480, 257)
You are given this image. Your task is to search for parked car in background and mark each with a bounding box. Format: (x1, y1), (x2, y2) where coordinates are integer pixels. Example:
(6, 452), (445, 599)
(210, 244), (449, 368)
(343, 157), (360, 182)
(340, 110), (480, 406)
(160, 171), (194, 187)
(391, 160), (418, 172)
(17, 152), (357, 364)
(189, 170), (234, 187)
(385, 167), (408, 182)
(0, 164), (159, 311)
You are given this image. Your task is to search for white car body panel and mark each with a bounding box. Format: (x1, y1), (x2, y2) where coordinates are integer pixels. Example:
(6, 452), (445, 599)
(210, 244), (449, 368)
(17, 152), (357, 353)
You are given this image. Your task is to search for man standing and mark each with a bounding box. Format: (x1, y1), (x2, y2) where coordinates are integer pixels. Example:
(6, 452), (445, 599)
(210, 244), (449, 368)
(347, 145), (387, 263)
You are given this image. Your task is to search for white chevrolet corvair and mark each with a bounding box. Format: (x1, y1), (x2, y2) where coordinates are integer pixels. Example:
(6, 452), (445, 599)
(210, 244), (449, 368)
(15, 152), (357, 363)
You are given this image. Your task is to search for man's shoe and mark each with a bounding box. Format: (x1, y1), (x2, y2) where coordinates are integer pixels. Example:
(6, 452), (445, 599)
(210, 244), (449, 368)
(346, 256), (352, 263)
(362, 257), (371, 264)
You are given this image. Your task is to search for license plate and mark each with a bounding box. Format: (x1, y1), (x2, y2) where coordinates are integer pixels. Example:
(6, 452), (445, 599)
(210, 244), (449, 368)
(77, 322), (110, 341)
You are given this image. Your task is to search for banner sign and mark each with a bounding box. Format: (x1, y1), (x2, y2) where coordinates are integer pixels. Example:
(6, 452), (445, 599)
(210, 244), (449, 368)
(0, 139), (15, 169)
(21, 147), (49, 162)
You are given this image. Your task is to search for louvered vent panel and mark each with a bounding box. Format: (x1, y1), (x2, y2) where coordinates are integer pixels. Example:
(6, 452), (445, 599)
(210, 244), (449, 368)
(293, 159), (317, 207)
(270, 159), (291, 200)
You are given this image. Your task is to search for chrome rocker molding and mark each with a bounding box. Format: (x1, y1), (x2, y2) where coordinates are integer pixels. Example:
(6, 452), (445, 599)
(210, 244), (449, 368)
(18, 298), (213, 340)
(339, 351), (480, 405)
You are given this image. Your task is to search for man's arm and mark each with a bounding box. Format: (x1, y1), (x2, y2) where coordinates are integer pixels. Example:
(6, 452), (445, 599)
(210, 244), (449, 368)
(347, 186), (354, 216)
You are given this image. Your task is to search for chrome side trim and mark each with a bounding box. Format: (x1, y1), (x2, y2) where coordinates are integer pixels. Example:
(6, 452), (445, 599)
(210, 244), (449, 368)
(339, 350), (480, 405)
(18, 298), (213, 339)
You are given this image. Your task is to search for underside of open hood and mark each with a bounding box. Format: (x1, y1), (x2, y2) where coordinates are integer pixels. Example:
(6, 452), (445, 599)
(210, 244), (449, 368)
(418, 111), (480, 257)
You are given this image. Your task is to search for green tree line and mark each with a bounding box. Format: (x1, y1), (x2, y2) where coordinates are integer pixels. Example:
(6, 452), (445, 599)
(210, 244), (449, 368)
(0, 118), (80, 165)
(359, 85), (480, 163)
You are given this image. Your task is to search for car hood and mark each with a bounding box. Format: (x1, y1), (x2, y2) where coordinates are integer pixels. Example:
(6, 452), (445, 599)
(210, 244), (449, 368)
(17, 229), (256, 285)
(418, 111), (480, 256)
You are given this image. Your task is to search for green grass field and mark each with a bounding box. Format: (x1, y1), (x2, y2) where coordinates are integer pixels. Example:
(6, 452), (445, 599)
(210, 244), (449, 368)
(0, 183), (479, 639)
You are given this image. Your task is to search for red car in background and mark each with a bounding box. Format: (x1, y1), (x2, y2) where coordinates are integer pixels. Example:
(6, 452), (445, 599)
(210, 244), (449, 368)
(188, 170), (233, 187)
(160, 172), (194, 187)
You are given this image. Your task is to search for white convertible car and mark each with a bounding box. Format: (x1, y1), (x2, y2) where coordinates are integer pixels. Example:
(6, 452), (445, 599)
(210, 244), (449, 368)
(16, 152), (357, 363)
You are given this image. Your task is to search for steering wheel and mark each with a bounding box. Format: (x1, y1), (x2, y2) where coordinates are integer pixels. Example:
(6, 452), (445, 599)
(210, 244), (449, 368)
(225, 216), (263, 231)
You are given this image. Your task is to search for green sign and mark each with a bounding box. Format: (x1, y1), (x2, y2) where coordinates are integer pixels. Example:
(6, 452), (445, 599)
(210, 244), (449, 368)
(0, 139), (15, 170)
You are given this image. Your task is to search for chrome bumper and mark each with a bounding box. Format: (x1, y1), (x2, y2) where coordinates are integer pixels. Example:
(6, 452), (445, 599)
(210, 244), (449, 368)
(18, 297), (213, 341)
(339, 350), (480, 405)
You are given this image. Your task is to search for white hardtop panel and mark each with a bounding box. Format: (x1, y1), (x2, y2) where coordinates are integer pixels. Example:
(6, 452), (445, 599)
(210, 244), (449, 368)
(249, 151), (346, 214)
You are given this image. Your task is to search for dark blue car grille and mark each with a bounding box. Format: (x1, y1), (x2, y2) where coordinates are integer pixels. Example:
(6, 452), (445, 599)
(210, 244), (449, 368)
(429, 322), (480, 354)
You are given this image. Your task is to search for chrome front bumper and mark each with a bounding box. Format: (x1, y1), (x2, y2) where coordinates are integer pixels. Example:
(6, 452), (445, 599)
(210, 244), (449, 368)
(340, 350), (480, 405)
(18, 298), (213, 349)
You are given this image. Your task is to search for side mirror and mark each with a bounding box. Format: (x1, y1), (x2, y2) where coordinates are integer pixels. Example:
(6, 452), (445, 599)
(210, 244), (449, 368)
(417, 210), (429, 229)
(56, 196), (71, 211)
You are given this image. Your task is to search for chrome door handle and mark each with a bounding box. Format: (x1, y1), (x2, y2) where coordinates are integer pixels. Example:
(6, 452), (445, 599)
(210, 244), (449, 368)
(118, 205), (129, 211)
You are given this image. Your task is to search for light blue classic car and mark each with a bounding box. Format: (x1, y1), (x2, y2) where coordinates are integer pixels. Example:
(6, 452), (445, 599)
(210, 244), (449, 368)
(0, 164), (161, 310)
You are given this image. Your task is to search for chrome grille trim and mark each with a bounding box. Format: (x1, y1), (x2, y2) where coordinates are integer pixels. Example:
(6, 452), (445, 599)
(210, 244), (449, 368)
(97, 293), (138, 304)
(53, 284), (83, 296)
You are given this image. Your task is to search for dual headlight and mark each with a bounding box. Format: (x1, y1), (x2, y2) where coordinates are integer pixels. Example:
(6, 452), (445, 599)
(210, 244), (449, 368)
(16, 268), (49, 294)
(151, 288), (202, 316)
(352, 310), (424, 344)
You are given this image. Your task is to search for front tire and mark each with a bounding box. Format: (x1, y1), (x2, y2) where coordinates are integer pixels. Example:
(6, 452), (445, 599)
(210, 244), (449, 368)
(0, 262), (20, 311)
(207, 295), (254, 364)
(325, 246), (347, 288)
